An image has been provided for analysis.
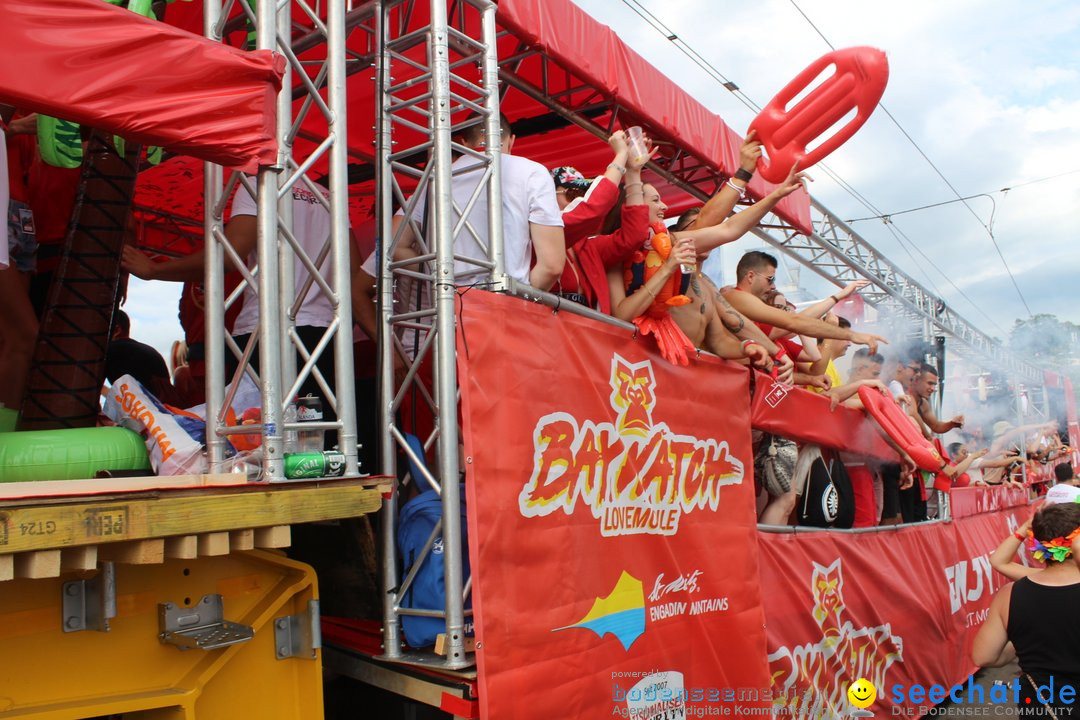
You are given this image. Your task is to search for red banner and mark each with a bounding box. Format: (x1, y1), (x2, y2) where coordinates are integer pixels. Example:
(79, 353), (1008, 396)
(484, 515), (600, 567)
(751, 373), (896, 460)
(949, 484), (1029, 518)
(759, 506), (1034, 718)
(458, 290), (770, 719)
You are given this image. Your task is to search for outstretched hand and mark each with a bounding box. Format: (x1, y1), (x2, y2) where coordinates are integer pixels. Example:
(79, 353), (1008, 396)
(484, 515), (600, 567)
(626, 138), (658, 171)
(771, 163), (811, 200)
(121, 245), (157, 280)
(851, 332), (888, 355)
(739, 130), (762, 172)
(837, 279), (871, 299)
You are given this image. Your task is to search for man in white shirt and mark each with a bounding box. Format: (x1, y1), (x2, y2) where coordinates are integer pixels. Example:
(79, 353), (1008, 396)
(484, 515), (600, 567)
(122, 180), (352, 446)
(391, 113), (565, 290)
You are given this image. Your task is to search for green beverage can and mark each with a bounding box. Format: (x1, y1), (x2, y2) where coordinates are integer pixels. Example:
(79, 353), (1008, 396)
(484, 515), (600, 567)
(284, 451), (346, 479)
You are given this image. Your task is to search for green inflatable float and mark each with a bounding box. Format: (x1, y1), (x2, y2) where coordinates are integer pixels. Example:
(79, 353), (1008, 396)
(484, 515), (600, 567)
(0, 425), (151, 482)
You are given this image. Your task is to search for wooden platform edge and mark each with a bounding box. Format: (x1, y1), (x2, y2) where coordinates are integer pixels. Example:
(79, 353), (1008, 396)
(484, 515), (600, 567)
(0, 478), (391, 555)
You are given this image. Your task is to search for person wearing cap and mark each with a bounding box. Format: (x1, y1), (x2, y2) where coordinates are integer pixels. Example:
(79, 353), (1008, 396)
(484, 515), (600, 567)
(549, 130), (651, 310)
(552, 130), (631, 242)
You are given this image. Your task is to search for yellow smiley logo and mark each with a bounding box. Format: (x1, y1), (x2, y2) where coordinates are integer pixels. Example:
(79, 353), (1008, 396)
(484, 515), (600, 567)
(847, 678), (876, 709)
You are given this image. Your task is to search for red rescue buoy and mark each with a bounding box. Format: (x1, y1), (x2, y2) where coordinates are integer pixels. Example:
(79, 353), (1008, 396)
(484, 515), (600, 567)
(749, 46), (889, 184)
(858, 385), (943, 472)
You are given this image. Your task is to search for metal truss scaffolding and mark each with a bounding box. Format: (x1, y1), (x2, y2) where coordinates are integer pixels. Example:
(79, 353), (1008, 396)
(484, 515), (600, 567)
(364, 0), (1052, 673)
(202, 0), (358, 481)
(375, 0), (502, 669)
(492, 39), (1044, 387)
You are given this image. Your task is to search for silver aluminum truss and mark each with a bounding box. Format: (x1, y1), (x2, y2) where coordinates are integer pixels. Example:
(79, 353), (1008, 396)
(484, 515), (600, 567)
(376, 0), (503, 668)
(203, 0), (358, 480)
(493, 39), (1045, 389)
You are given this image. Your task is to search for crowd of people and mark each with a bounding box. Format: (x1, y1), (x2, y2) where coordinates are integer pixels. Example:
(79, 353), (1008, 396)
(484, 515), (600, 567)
(4, 107), (1076, 517)
(8, 97), (1080, 719)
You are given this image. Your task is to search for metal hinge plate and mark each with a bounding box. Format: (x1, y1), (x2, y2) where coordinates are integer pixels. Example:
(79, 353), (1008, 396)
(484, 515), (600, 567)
(274, 599), (321, 660)
(62, 562), (117, 633)
(159, 594), (254, 651)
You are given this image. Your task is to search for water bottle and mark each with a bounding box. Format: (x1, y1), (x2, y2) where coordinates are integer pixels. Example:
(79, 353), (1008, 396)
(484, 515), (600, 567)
(283, 401), (299, 454)
(228, 449), (264, 482)
(295, 395), (325, 453)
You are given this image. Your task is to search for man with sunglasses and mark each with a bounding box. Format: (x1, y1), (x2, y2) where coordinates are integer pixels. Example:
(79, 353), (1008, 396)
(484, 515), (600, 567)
(723, 251), (886, 357)
(887, 353), (923, 400)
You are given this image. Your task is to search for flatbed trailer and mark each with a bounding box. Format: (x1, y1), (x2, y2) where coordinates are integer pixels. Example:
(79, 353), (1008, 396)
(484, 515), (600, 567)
(0, 476), (388, 719)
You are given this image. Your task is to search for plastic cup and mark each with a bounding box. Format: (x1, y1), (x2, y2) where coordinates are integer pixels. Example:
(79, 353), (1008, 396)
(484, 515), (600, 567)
(627, 126), (650, 166)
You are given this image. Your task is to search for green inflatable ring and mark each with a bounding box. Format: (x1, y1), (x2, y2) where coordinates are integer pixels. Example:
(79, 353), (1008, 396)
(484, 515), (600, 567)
(0, 427), (151, 482)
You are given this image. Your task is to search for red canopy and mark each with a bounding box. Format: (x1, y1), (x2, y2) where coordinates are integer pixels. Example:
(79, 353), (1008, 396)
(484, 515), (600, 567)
(0, 0), (283, 173)
(129, 0), (811, 252)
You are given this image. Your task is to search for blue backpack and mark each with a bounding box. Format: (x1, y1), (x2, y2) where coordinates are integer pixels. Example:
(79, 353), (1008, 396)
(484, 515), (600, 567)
(396, 485), (472, 648)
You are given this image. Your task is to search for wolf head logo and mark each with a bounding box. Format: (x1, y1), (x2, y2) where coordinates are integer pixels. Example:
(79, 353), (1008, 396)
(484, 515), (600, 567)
(609, 356), (656, 436)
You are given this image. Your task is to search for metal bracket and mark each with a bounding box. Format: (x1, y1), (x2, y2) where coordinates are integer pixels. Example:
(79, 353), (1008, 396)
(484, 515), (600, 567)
(274, 599), (321, 660)
(159, 594), (254, 651)
(62, 562), (117, 633)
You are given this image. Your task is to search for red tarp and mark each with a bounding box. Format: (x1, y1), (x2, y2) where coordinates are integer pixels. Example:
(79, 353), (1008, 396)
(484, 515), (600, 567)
(0, 0), (283, 173)
(751, 372), (898, 460)
(497, 0), (812, 233)
(458, 290), (770, 719)
(760, 505), (1032, 718)
(129, 0), (812, 254)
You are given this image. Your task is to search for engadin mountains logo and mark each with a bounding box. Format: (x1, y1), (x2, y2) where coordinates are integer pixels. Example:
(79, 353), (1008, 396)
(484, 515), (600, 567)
(518, 354), (746, 537)
(554, 571), (646, 650)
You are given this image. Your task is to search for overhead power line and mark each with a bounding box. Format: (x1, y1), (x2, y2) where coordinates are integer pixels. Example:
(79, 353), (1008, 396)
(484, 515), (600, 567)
(615, 0), (1014, 336)
(787, 0), (1035, 318)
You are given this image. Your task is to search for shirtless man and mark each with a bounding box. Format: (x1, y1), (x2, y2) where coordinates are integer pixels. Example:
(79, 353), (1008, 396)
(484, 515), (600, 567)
(722, 251), (886, 354)
(912, 364), (964, 435)
(607, 165), (806, 351)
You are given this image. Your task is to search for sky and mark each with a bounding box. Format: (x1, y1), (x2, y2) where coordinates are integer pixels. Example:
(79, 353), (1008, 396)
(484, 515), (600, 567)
(128, 0), (1080, 366)
(572, 0), (1080, 343)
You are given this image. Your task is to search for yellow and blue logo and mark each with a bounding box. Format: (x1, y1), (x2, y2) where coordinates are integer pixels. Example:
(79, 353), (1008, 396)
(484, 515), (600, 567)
(554, 571), (646, 650)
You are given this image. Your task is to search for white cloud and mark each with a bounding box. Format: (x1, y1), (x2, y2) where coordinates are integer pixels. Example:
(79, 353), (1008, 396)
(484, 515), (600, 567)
(124, 278), (183, 367)
(573, 0), (1080, 332)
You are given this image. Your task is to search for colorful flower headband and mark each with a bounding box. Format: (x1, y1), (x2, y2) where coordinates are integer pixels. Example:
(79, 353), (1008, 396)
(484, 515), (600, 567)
(1028, 527), (1080, 563)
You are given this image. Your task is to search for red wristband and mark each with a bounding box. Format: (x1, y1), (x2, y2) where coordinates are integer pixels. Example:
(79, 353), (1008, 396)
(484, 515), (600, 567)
(773, 347), (788, 361)
(1014, 531), (1026, 541)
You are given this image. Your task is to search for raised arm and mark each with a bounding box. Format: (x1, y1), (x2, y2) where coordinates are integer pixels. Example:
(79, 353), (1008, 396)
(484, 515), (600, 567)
(798, 280), (870, 320)
(685, 131), (761, 230)
(674, 165), (806, 254)
(723, 287), (887, 353)
(122, 214), (257, 283)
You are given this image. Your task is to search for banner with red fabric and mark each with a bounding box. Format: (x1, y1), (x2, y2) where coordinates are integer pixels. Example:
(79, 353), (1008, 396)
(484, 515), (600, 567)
(457, 290), (770, 719)
(950, 485), (1029, 518)
(0, 0), (282, 172)
(758, 505), (1033, 718)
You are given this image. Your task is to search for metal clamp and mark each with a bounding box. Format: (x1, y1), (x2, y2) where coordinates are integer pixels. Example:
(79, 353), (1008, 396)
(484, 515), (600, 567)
(159, 594), (254, 651)
(274, 599), (321, 660)
(62, 562), (117, 633)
